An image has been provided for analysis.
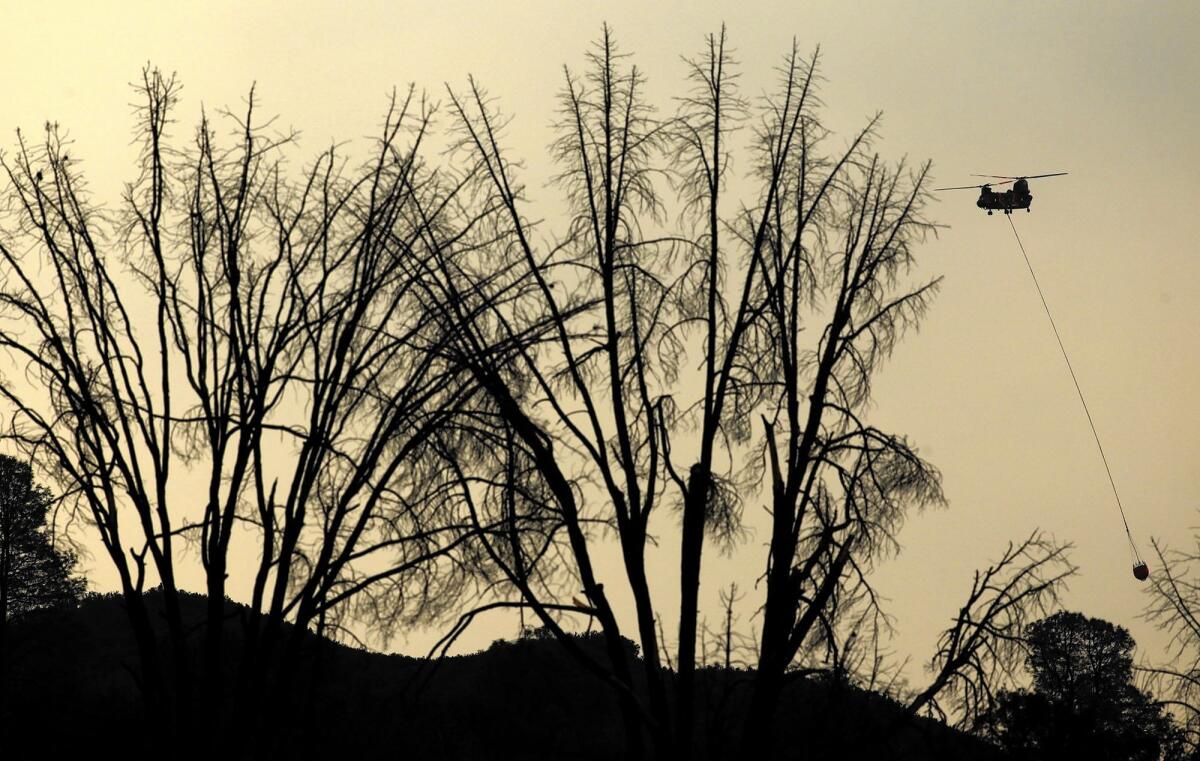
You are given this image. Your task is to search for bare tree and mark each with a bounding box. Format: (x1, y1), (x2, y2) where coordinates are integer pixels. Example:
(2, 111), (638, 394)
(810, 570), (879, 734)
(707, 44), (944, 758)
(421, 23), (919, 759)
(730, 106), (1078, 751)
(1142, 535), (1200, 753)
(412, 22), (716, 758)
(901, 532), (1075, 727)
(718, 583), (744, 671)
(0, 70), (487, 750)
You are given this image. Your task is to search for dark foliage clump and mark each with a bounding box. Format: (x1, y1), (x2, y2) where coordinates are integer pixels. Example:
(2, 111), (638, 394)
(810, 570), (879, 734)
(0, 454), (85, 623)
(980, 611), (1189, 761)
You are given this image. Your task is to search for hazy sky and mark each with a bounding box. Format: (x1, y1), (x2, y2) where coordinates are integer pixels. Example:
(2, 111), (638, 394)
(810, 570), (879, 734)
(3, 1), (1198, 675)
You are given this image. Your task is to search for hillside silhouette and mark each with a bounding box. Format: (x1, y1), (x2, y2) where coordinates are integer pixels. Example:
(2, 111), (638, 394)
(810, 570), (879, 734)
(1, 591), (1008, 760)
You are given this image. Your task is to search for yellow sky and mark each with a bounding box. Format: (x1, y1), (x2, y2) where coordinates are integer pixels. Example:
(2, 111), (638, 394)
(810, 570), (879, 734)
(3, 0), (1198, 676)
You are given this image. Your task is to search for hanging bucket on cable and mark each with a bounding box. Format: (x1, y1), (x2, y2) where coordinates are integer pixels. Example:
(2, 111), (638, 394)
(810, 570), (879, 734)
(1008, 219), (1147, 584)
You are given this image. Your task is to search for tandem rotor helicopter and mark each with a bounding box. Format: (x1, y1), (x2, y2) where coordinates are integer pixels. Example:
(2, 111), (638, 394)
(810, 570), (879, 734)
(936, 168), (1151, 582)
(933, 172), (1068, 214)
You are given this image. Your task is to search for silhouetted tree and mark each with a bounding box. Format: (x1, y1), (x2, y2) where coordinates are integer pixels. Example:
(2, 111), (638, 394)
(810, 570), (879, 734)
(0, 453), (85, 692)
(980, 611), (1182, 761)
(1143, 535), (1200, 756)
(423, 24), (1077, 761)
(431, 26), (698, 758)
(0, 70), (493, 752)
(901, 532), (1074, 727)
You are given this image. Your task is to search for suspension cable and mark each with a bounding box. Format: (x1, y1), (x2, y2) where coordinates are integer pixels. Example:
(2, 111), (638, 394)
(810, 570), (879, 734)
(1006, 215), (1141, 563)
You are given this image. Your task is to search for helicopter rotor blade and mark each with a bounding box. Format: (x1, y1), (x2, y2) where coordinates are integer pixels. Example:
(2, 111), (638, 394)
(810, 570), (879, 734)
(970, 172), (1069, 181)
(933, 179), (1016, 192)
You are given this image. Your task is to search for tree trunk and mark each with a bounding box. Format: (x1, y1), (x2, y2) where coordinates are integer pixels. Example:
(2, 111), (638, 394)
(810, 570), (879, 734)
(621, 547), (671, 761)
(741, 664), (784, 760)
(203, 564), (228, 752)
(0, 555), (8, 714)
(676, 465), (709, 759)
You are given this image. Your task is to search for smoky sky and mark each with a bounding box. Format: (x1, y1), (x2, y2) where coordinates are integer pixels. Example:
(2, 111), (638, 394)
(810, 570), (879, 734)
(3, 0), (1197, 668)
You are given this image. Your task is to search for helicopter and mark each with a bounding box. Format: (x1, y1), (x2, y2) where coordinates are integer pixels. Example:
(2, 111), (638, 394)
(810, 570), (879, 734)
(934, 172), (1068, 215)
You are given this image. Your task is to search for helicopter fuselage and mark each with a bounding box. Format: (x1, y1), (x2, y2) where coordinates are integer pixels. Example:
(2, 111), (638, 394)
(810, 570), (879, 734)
(977, 179), (1032, 215)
